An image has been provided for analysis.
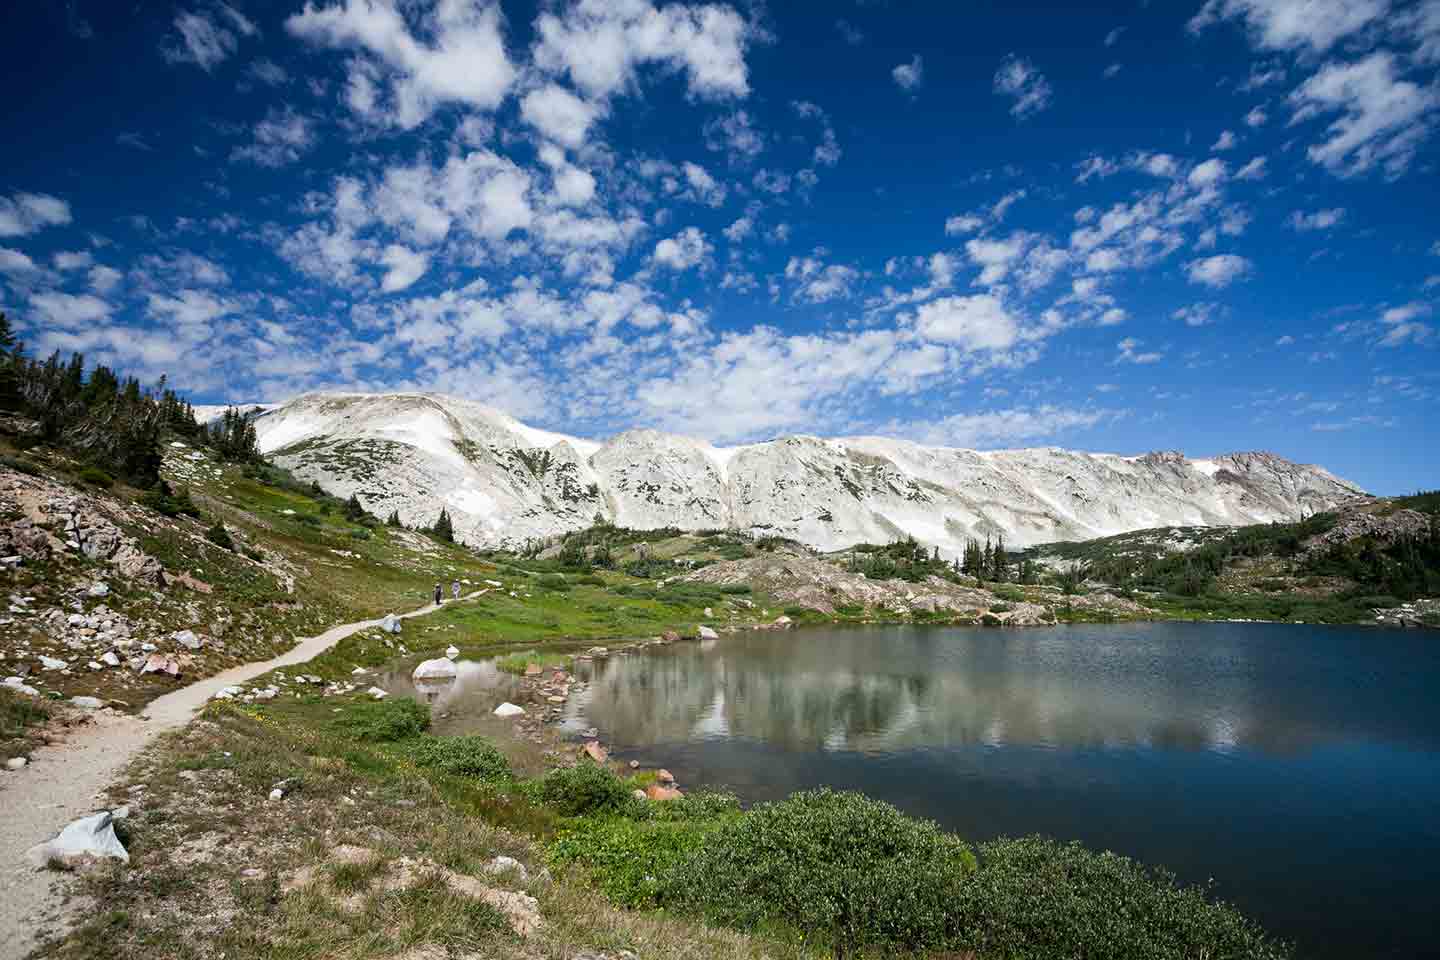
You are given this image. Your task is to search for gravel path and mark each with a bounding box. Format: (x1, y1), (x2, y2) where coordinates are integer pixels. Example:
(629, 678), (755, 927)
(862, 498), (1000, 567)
(0, 592), (485, 959)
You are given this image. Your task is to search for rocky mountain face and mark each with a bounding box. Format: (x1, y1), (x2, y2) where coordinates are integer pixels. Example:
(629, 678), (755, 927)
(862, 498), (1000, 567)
(254, 392), (1366, 553)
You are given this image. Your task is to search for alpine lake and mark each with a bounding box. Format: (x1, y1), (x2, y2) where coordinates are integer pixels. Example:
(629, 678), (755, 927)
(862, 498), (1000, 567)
(380, 621), (1440, 959)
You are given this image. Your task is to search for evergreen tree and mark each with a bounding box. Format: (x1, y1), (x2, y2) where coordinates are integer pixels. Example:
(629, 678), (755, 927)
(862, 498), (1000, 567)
(208, 407), (260, 463)
(993, 534), (1009, 582)
(0, 312), (20, 409)
(431, 507), (454, 543)
(981, 537), (993, 582)
(386, 509), (401, 527)
(344, 493), (366, 522)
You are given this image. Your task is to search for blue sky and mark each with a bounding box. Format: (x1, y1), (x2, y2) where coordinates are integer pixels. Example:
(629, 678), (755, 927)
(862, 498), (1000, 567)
(1, 0), (1437, 493)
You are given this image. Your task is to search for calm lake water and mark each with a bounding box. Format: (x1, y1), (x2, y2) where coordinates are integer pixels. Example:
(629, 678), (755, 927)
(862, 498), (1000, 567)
(386, 623), (1440, 959)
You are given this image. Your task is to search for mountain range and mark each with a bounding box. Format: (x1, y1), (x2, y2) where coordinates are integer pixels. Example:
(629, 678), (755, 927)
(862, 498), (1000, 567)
(249, 392), (1365, 553)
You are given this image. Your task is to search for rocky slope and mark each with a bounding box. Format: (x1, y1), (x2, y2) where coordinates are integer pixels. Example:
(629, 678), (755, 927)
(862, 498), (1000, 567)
(254, 392), (1365, 554)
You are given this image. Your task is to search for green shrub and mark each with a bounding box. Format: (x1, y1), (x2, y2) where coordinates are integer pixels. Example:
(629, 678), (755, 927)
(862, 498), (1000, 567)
(535, 762), (637, 817)
(205, 522), (235, 551)
(77, 465), (114, 488)
(550, 816), (714, 907)
(340, 697), (429, 742)
(574, 573), (605, 586)
(140, 481), (201, 518)
(719, 584), (752, 595)
(408, 735), (510, 782)
(951, 836), (1291, 960)
(538, 574), (572, 592)
(348, 527), (372, 540)
(0, 454), (41, 476)
(295, 513), (321, 527)
(665, 789), (976, 956)
(988, 602), (1014, 614)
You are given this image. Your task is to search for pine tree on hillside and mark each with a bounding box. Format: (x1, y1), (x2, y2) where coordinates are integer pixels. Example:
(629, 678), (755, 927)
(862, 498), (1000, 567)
(386, 509), (401, 527)
(432, 508), (454, 543)
(0, 312), (20, 409)
(344, 493), (366, 521)
(993, 534), (1009, 582)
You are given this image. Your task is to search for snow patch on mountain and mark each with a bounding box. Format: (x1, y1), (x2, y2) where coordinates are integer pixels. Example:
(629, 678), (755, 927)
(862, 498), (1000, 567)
(254, 392), (1366, 554)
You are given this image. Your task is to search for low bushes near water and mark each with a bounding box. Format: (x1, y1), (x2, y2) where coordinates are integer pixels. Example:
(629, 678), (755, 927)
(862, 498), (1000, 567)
(407, 734), (511, 782)
(664, 789), (977, 958)
(526, 760), (639, 817)
(340, 697), (430, 742)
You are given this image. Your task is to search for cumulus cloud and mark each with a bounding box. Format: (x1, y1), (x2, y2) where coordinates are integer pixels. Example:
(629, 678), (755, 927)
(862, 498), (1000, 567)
(913, 295), (1020, 351)
(898, 405), (1117, 448)
(1173, 302), (1222, 326)
(531, 0), (753, 102)
(1188, 0), (1389, 54)
(653, 226), (710, 270)
(1212, 129), (1239, 151)
(1289, 52), (1439, 178)
(379, 244), (429, 292)
(287, 0), (514, 128)
(1185, 253), (1253, 287)
(0, 191), (71, 238)
(231, 106), (316, 167)
(1287, 207), (1346, 230)
(162, 2), (258, 71)
(704, 110), (764, 161)
(892, 54), (923, 92)
(786, 255), (859, 303)
(520, 84), (601, 148)
(1116, 336), (1162, 364)
(1379, 300), (1433, 346)
(29, 291), (114, 328)
(993, 55), (1052, 118)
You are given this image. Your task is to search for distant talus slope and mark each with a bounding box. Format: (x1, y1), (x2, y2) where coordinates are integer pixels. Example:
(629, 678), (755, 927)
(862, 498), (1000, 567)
(253, 392), (1365, 553)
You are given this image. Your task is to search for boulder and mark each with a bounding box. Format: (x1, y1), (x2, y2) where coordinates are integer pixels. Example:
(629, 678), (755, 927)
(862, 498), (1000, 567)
(645, 783), (683, 802)
(493, 702), (526, 718)
(70, 696), (103, 710)
(7, 757), (27, 770)
(173, 630), (202, 650)
(412, 658), (458, 681)
(3, 677), (40, 697)
(583, 740), (608, 763)
(656, 768), (675, 784)
(39, 655), (67, 671)
(697, 625), (719, 640)
(661, 630), (681, 643)
(101, 651), (120, 667)
(445, 644), (460, 660)
(483, 855), (528, 881)
(88, 582), (110, 598)
(140, 653), (180, 677)
(26, 810), (129, 868)
(380, 613), (402, 634)
(367, 686), (388, 700)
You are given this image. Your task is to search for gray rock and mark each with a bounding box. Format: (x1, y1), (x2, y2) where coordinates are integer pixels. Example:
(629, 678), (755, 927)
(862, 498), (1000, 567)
(380, 613), (402, 634)
(483, 855), (529, 881)
(88, 582), (110, 598)
(698, 625), (719, 640)
(26, 810), (129, 868)
(6, 757), (27, 770)
(70, 696), (103, 710)
(101, 651), (121, 667)
(38, 655), (67, 670)
(493, 701), (526, 717)
(173, 630), (202, 650)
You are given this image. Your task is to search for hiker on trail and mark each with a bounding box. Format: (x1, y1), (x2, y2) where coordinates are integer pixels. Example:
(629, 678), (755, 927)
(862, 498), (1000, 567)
(433, 582), (442, 605)
(451, 580), (460, 600)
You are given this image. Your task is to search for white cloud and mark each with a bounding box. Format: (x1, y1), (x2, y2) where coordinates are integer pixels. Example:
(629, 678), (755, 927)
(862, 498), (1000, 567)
(145, 289), (238, 330)
(786, 256), (859, 303)
(1379, 301), (1433, 346)
(722, 217), (752, 243)
(1234, 156), (1269, 179)
(231, 106), (315, 167)
(1212, 129), (1239, 151)
(88, 265), (123, 294)
(1245, 106), (1268, 127)
(287, 0), (515, 128)
(1173, 302), (1222, 326)
(379, 244), (429, 292)
(1103, 62), (1123, 79)
(965, 232), (1030, 286)
(1289, 52), (1439, 178)
(29, 291), (113, 328)
(900, 405), (1116, 448)
(52, 250), (93, 271)
(246, 58), (289, 86)
(945, 214), (985, 235)
(704, 110), (764, 161)
(162, 3), (258, 71)
(993, 54), (1053, 118)
(531, 0), (753, 102)
(0, 191), (71, 238)
(1105, 26), (1126, 46)
(892, 54), (923, 92)
(1188, 0), (1389, 54)
(653, 226), (710, 270)
(0, 247), (45, 282)
(681, 162), (726, 207)
(1185, 253), (1254, 287)
(914, 295), (1020, 351)
(991, 189), (1027, 220)
(1075, 155), (1118, 182)
(1287, 207), (1346, 230)
(1188, 157), (1229, 188)
(520, 84), (600, 148)
(1116, 336), (1163, 364)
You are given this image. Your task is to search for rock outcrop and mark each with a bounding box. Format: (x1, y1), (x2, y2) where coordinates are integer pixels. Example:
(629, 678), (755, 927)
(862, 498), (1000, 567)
(254, 391), (1365, 554)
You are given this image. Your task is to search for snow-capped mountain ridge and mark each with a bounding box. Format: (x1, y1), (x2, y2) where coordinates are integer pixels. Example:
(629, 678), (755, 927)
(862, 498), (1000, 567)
(253, 392), (1365, 553)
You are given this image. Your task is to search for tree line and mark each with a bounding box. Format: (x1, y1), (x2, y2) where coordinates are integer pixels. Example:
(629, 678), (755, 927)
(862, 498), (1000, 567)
(0, 311), (260, 487)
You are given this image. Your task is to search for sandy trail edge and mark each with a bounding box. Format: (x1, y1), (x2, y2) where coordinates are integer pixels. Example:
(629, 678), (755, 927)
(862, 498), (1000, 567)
(0, 590), (487, 960)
